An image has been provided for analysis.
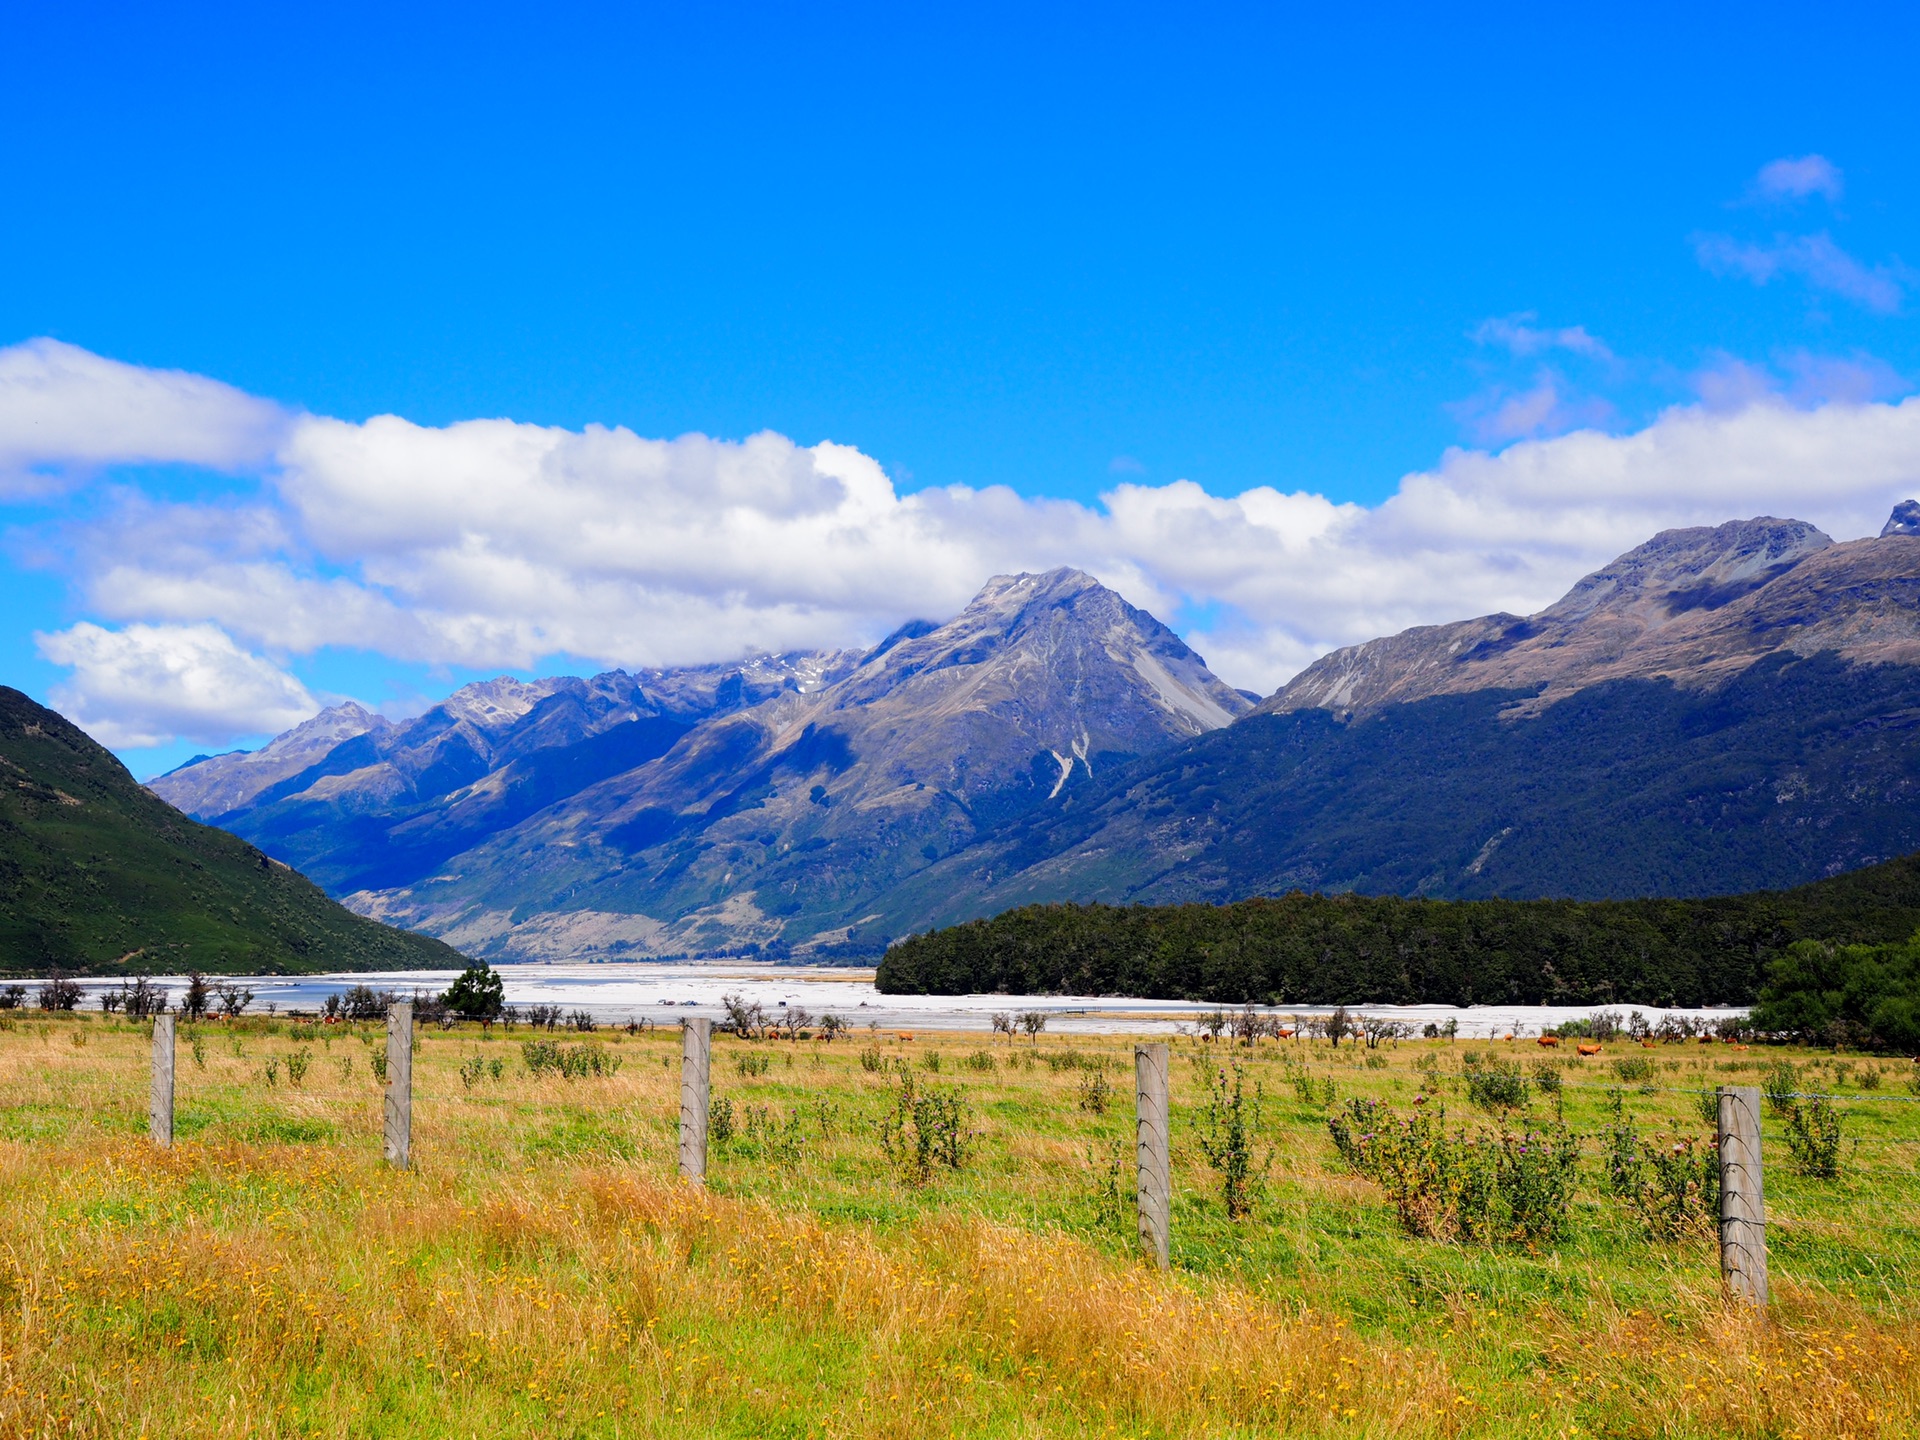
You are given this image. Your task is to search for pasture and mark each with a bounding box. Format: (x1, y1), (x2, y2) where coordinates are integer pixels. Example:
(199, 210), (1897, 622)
(0, 1011), (1915, 1437)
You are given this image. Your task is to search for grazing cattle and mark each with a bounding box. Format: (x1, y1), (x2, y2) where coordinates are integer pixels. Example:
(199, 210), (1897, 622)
(1537, 1036), (1559, 1048)
(1577, 1042), (1602, 1057)
(1277, 1029), (1296, 1040)
(897, 1032), (914, 1042)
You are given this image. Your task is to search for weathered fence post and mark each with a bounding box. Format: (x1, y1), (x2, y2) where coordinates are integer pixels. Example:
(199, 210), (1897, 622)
(149, 1012), (175, 1148)
(1135, 1041), (1170, 1270)
(679, 1017), (711, 1184)
(1717, 1084), (1769, 1306)
(384, 1001), (413, 1169)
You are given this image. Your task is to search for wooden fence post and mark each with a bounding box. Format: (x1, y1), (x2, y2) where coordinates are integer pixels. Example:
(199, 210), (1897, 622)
(680, 1018), (712, 1184)
(384, 1002), (413, 1169)
(1717, 1084), (1769, 1306)
(149, 1013), (175, 1148)
(1135, 1042), (1170, 1270)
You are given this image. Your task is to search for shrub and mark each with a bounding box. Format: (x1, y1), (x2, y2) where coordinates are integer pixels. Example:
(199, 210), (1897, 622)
(920, 1050), (942, 1073)
(1285, 1064), (1336, 1109)
(1077, 1071), (1112, 1115)
(0, 984), (26, 1010)
(878, 1069), (973, 1185)
(961, 1049), (996, 1073)
(709, 1096), (737, 1143)
(1193, 1060), (1266, 1220)
(1601, 1093), (1719, 1238)
(735, 1051), (772, 1077)
(741, 1104), (806, 1164)
(286, 1049), (311, 1087)
(1328, 1099), (1577, 1246)
(1611, 1054), (1654, 1087)
(1763, 1062), (1800, 1118)
(370, 1049), (388, 1083)
(1530, 1062), (1563, 1096)
(522, 1040), (621, 1080)
(1466, 1062), (1529, 1112)
(1857, 1066), (1883, 1091)
(37, 973), (81, 1012)
(1784, 1093), (1846, 1178)
(859, 1044), (885, 1073)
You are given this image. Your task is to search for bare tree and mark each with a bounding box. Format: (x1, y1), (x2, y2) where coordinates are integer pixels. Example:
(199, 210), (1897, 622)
(38, 971), (81, 1012)
(180, 972), (211, 1020)
(819, 1013), (846, 1042)
(782, 1005), (813, 1041)
(721, 993), (768, 1039)
(1323, 1005), (1352, 1048)
(215, 981), (255, 1018)
(1199, 1009), (1228, 1043)
(1232, 1003), (1265, 1047)
(1360, 1016), (1412, 1049)
(990, 1012), (1015, 1043)
(1018, 1010), (1048, 1042)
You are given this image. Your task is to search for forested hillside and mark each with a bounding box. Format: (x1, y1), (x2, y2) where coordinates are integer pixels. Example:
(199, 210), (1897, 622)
(0, 688), (466, 975)
(875, 849), (1920, 1006)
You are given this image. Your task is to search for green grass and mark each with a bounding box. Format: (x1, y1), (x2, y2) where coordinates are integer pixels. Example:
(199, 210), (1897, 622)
(0, 1014), (1914, 1437)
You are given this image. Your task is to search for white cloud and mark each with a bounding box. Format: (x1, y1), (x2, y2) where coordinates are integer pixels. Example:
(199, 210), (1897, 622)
(10, 341), (1920, 744)
(35, 622), (320, 749)
(0, 338), (288, 497)
(1446, 373), (1616, 445)
(1471, 315), (1612, 360)
(1754, 154), (1843, 203)
(1695, 232), (1905, 314)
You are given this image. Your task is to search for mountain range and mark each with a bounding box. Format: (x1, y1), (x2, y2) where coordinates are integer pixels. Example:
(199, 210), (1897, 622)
(0, 687), (461, 973)
(147, 506), (1920, 960)
(152, 570), (1251, 959)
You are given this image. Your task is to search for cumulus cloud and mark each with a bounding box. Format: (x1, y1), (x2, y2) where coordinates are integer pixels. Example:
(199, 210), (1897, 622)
(35, 622), (320, 749)
(0, 338), (288, 497)
(10, 340), (1920, 746)
(1753, 154), (1843, 203)
(1695, 232), (1905, 314)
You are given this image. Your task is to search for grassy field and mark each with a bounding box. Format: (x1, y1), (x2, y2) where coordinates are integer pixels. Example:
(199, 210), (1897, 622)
(0, 1013), (1915, 1438)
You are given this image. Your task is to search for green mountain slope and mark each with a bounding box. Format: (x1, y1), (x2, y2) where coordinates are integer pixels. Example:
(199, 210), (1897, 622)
(0, 688), (467, 975)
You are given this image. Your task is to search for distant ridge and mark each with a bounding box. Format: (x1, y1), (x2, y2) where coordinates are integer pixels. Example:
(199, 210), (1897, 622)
(1, 687), (465, 975)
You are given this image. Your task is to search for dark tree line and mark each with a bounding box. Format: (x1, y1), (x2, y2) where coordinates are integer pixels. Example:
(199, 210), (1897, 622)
(876, 851), (1920, 1008)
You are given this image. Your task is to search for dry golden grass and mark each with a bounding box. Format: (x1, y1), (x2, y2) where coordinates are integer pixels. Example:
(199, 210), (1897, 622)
(0, 1013), (1914, 1438)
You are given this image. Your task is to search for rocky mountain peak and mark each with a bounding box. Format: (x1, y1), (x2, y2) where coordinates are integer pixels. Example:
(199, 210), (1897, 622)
(1541, 517), (1831, 625)
(149, 699), (392, 819)
(1267, 512), (1920, 719)
(1881, 499), (1920, 538)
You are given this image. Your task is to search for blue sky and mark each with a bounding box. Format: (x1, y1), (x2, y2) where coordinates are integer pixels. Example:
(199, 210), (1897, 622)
(5, 2), (1920, 777)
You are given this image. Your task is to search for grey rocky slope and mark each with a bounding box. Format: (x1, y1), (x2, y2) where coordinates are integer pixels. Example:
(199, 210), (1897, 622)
(1265, 516), (1920, 719)
(149, 652), (866, 896)
(173, 569), (1249, 959)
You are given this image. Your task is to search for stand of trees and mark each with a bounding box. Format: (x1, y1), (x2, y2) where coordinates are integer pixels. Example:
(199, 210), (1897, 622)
(876, 851), (1920, 1010)
(1751, 936), (1920, 1050)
